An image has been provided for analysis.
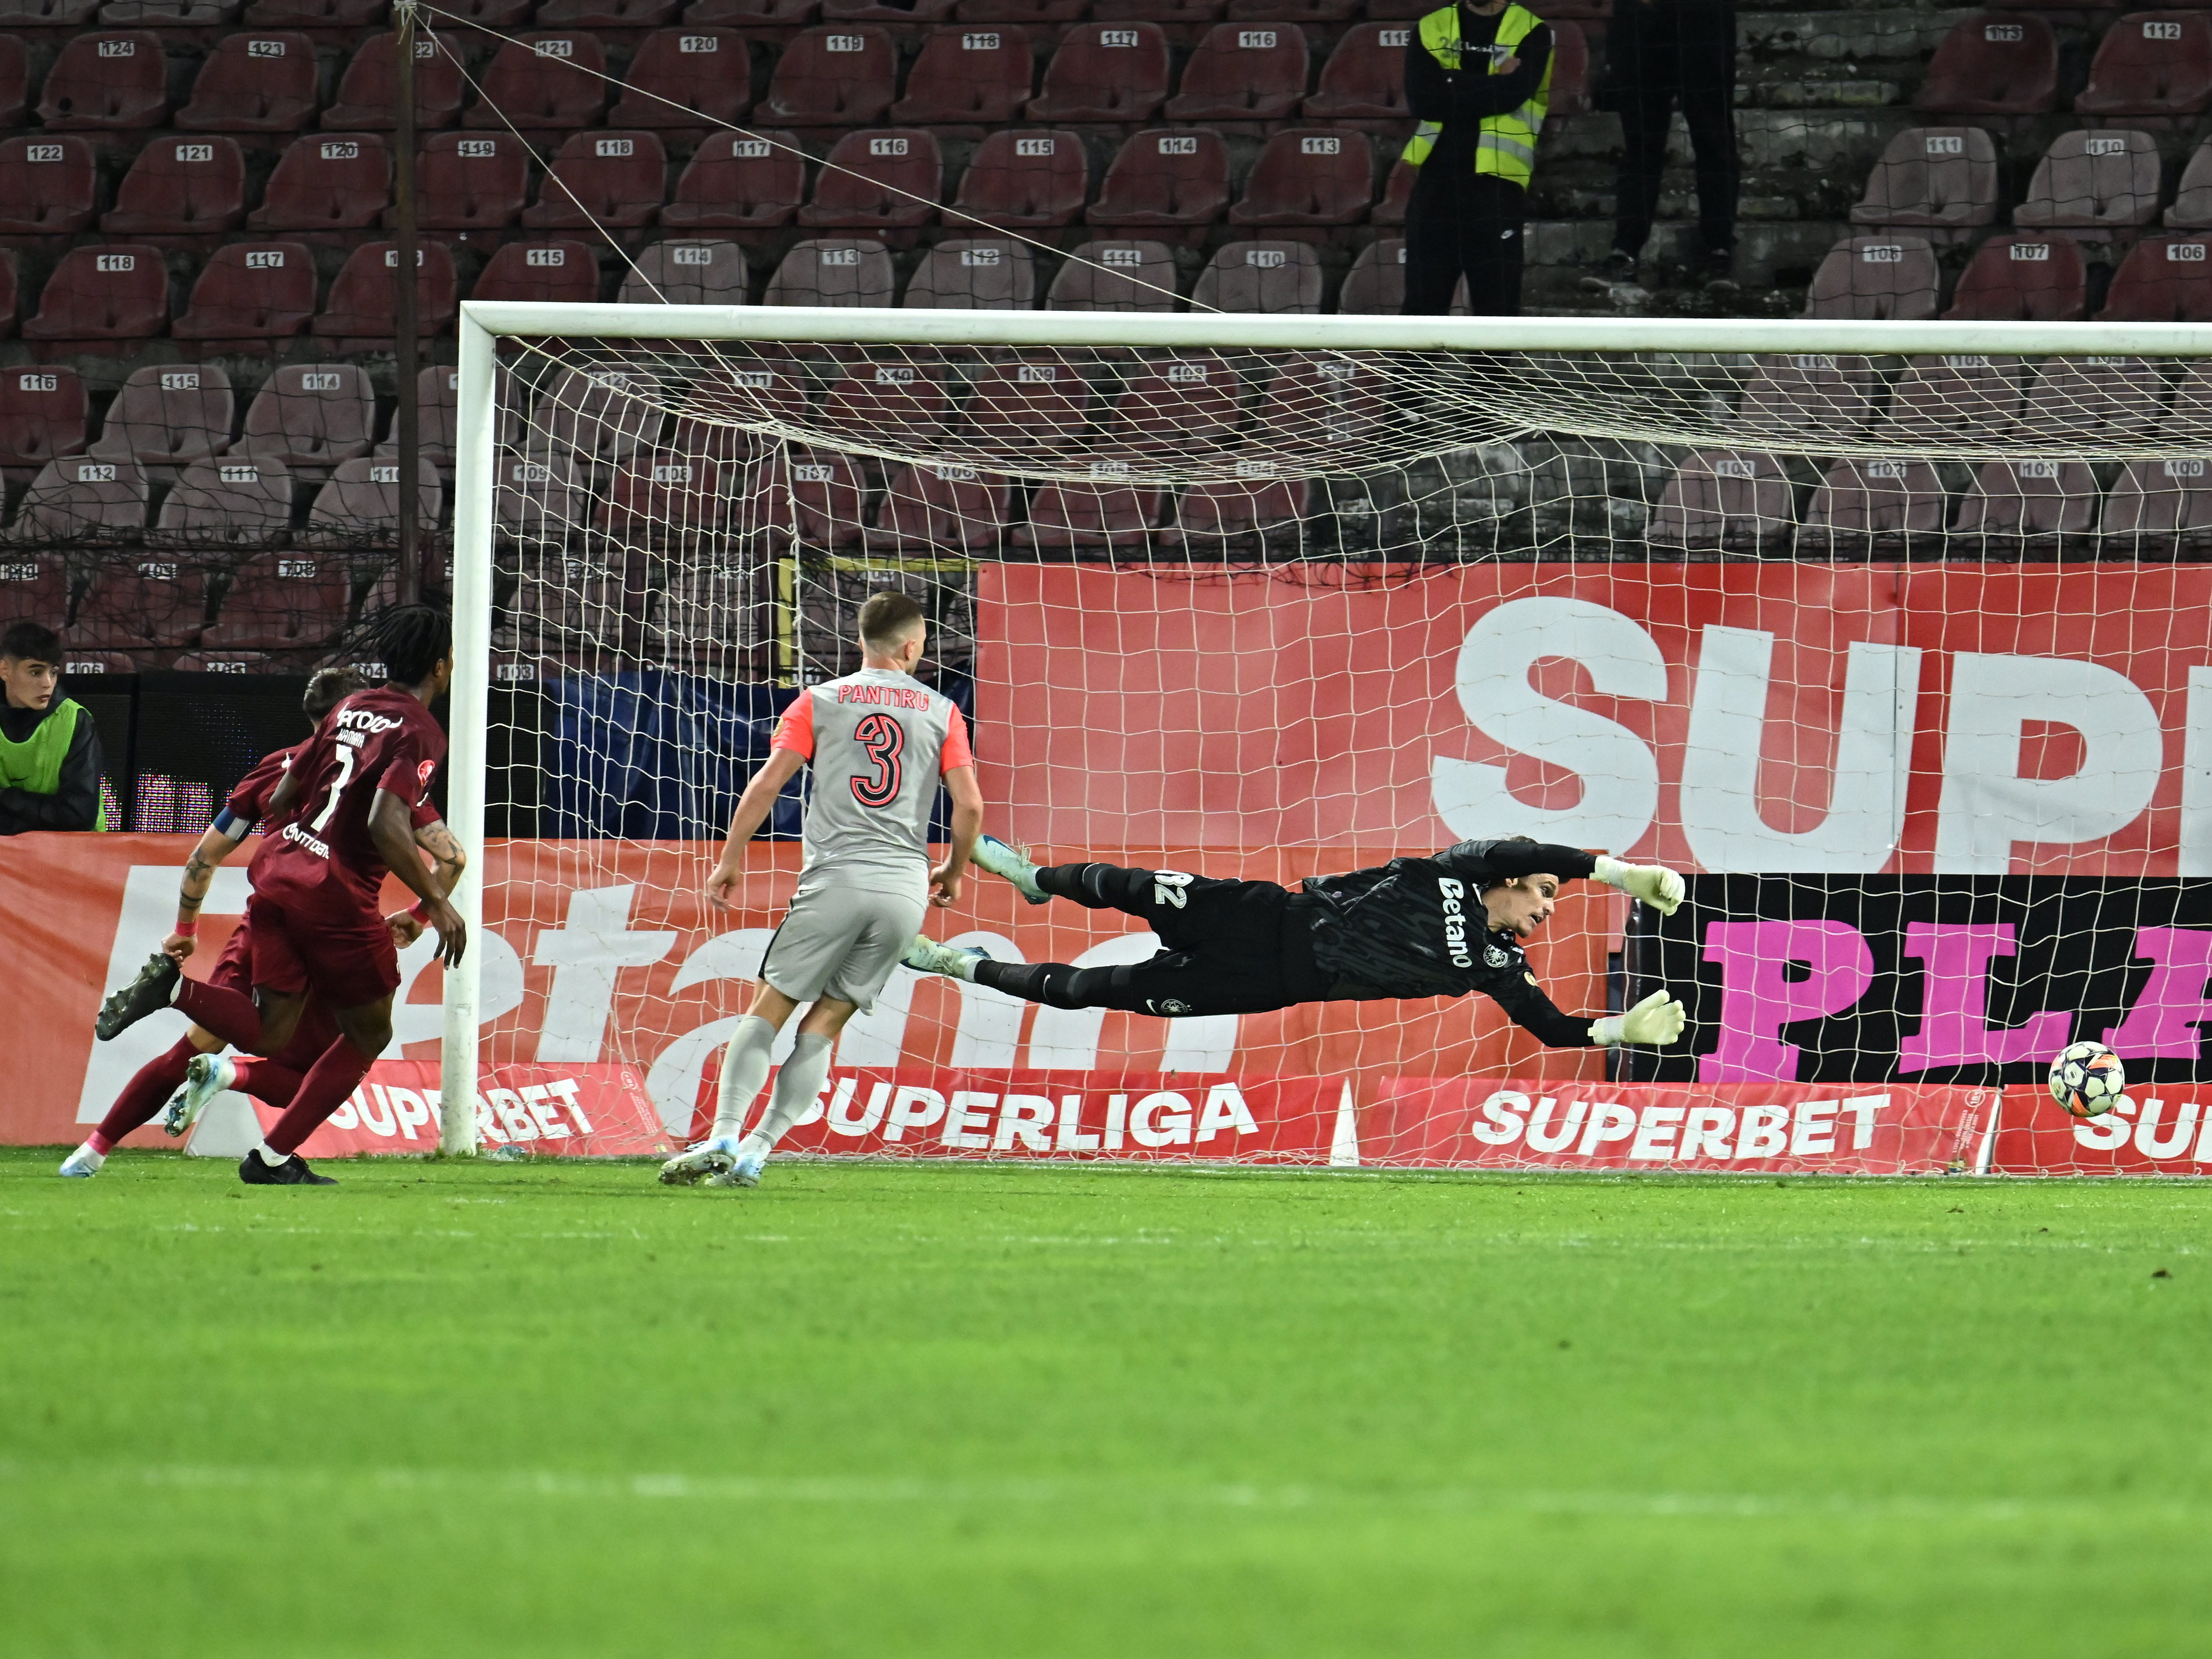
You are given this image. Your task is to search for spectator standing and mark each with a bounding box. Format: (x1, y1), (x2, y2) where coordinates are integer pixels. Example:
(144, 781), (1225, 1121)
(0, 620), (106, 834)
(1399, 0), (1555, 316)
(1594, 0), (1741, 288)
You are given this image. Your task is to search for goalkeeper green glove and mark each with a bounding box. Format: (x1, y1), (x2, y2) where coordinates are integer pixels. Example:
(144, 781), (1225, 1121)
(1593, 855), (1685, 916)
(1590, 990), (1686, 1048)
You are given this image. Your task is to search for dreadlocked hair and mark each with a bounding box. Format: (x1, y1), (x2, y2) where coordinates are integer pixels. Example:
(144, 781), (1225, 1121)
(302, 665), (367, 724)
(374, 604), (453, 688)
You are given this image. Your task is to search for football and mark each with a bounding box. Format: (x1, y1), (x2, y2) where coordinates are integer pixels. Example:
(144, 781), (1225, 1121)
(2049, 1040), (2126, 1119)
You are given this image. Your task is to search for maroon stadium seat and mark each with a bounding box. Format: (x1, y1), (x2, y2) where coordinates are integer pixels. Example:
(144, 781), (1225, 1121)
(2099, 457), (2212, 554)
(464, 35), (611, 130)
(960, 0), (1083, 19)
(729, 449), (865, 548)
(413, 133), (532, 232)
(1951, 458), (2099, 545)
(1, 0), (102, 19)
(2076, 11), (2212, 117)
(0, 137), (99, 235)
(234, 362), (376, 475)
(174, 32), (318, 133)
(1883, 354), (2027, 442)
(2168, 138), (2212, 227)
(1544, 22), (1592, 117)
(243, 0), (383, 22)
(759, 27), (898, 126)
(1372, 155), (1416, 226)
(1251, 352), (1388, 444)
(2016, 356), (2166, 446)
(799, 130), (942, 229)
(1303, 22), (1415, 119)
(1161, 477), (1308, 552)
(473, 240), (601, 304)
(1337, 237), (1407, 313)
(902, 240), (1036, 307)
(1087, 130), (1229, 226)
(1028, 24), (1172, 122)
(312, 241), (459, 346)
(763, 238), (897, 305)
(494, 451), (587, 545)
(1800, 458), (1950, 557)
(865, 461), (1010, 554)
(0, 365), (87, 473)
(823, 0), (953, 19)
(2015, 129), (2162, 235)
(14, 460), (147, 549)
(1099, 352), (1242, 456)
(1731, 352), (1880, 440)
(1228, 0), (1352, 17)
(522, 132), (669, 230)
(1803, 235), (1940, 320)
(375, 367), (462, 469)
(950, 130), (1087, 230)
(616, 239), (752, 303)
(22, 246), (169, 342)
(685, 0), (815, 21)
(662, 130), (805, 229)
(100, 136), (248, 235)
(436, 0), (536, 22)
(173, 242), (317, 343)
(1047, 240), (1180, 310)
(149, 457), (295, 551)
(1941, 231), (2087, 320)
(323, 32), (468, 130)
(299, 458), (435, 550)
(594, 449), (732, 545)
(1914, 12), (2058, 115)
(1849, 127), (2000, 238)
(36, 33), (169, 131)
(0, 254), (15, 338)
(89, 363), (234, 472)
(1091, 0), (1219, 21)
(608, 28), (753, 127)
(2097, 232), (2212, 319)
(891, 27), (1036, 124)
(540, 0), (678, 23)
(1227, 129), (1374, 226)
(1019, 479), (1164, 552)
(0, 556), (67, 635)
(0, 38), (25, 129)
(537, 365), (666, 468)
(1648, 451), (1798, 553)
(1165, 24), (1309, 121)
(70, 551), (210, 647)
(203, 551), (355, 649)
(816, 364), (954, 448)
(963, 356), (1093, 450)
(247, 133), (392, 231)
(1193, 241), (1325, 312)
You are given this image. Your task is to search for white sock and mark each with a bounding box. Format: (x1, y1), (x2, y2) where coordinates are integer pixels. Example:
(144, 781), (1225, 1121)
(738, 1033), (833, 1161)
(710, 1015), (779, 1141)
(70, 1142), (105, 1170)
(256, 1144), (288, 1167)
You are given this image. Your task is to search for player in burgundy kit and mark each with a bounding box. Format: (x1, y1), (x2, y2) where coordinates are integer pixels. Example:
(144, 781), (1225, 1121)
(94, 607), (467, 1185)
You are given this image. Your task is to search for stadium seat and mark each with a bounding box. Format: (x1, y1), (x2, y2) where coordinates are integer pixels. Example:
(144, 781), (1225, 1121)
(496, 451), (588, 544)
(2166, 138), (2212, 226)
(662, 130), (805, 229)
(2097, 232), (2212, 319)
(0, 137), (99, 236)
(541, 0), (677, 23)
(99, 136), (248, 235)
(890, 27), (1036, 124)
(436, 0), (534, 22)
(1941, 232), (2088, 320)
(687, 359), (812, 430)
(1228, 0), (1352, 17)
(594, 449), (731, 545)
(1193, 241), (1326, 313)
(1100, 352), (1243, 455)
(950, 130), (1087, 230)
(1087, 130), (1230, 226)
(312, 241), (459, 345)
(1372, 155), (1416, 226)
(464, 35), (611, 130)
(1799, 458), (1950, 556)
(22, 246), (169, 342)
(1648, 451), (1797, 553)
(798, 130), (942, 229)
(963, 356), (1093, 449)
(1160, 477), (1310, 552)
(412, 133), (532, 232)
(1546, 21), (1592, 118)
(2014, 129), (2162, 234)
(1337, 238), (1407, 313)
(2098, 456), (2212, 553)
(474, 241), (601, 304)
(1802, 235), (1940, 321)
(607, 28), (753, 127)
(759, 27), (899, 126)
(2015, 356), (2166, 445)
(233, 363), (376, 475)
(617, 239), (751, 304)
(1302, 22), (1415, 119)
(1017, 479), (1164, 552)
(2076, 11), (2212, 117)
(174, 31), (317, 132)
(301, 457), (442, 548)
(0, 39), (23, 130)
(685, 0), (815, 22)
(13, 460), (146, 548)
(99, 0), (244, 22)
(903, 239), (1036, 308)
(247, 133), (391, 232)
(746, 449), (867, 548)
(960, 0), (1082, 19)
(0, 554), (66, 631)
(89, 363), (235, 472)
(537, 365), (666, 469)
(323, 32), (469, 130)
(243, 0), (383, 22)
(764, 238), (897, 305)
(865, 461), (1010, 554)
(817, 364), (953, 447)
(1164, 24), (1309, 121)
(1914, 12), (2058, 115)
(0, 255), (15, 337)
(1252, 352), (1389, 444)
(202, 550), (355, 648)
(522, 132), (669, 230)
(68, 549), (210, 647)
(1883, 354), (2027, 441)
(374, 367), (462, 468)
(1848, 127), (2000, 238)
(1731, 353), (1880, 440)
(1047, 240), (1180, 310)
(36, 33), (169, 131)
(0, 365), (87, 474)
(0, 0), (99, 19)
(1227, 129), (1375, 226)
(823, 0), (952, 19)
(1950, 458), (2099, 545)
(149, 457), (295, 550)
(1028, 24), (1172, 122)
(173, 242), (316, 343)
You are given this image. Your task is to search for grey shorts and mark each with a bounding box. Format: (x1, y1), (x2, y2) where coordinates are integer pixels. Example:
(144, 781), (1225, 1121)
(758, 881), (929, 1014)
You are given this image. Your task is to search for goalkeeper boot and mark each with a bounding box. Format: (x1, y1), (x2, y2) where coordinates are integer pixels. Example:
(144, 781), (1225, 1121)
(971, 835), (1051, 905)
(96, 951), (180, 1041)
(660, 1134), (741, 1187)
(164, 1053), (235, 1138)
(58, 1142), (105, 1178)
(902, 935), (992, 982)
(704, 1147), (766, 1190)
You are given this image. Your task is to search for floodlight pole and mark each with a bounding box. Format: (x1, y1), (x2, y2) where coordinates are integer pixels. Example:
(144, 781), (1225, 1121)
(393, 0), (421, 606)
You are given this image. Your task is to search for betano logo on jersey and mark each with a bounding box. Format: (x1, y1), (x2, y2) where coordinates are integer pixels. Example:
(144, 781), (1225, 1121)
(1437, 876), (1475, 967)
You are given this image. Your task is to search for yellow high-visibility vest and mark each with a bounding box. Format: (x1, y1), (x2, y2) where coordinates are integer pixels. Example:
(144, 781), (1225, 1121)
(1400, 3), (1552, 187)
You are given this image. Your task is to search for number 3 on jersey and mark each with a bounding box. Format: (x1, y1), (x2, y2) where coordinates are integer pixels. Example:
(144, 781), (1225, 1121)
(849, 711), (905, 808)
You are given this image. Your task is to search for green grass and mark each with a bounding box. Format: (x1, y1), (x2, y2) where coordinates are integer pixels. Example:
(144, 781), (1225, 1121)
(3, 1148), (2209, 1658)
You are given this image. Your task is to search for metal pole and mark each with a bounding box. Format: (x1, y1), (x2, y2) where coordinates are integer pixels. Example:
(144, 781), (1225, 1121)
(393, 0), (421, 606)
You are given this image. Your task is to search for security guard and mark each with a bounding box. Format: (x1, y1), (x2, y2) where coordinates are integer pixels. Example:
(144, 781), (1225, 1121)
(1399, 0), (1554, 316)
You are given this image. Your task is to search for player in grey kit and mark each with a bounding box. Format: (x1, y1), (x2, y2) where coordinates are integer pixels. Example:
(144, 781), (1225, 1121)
(660, 591), (984, 1189)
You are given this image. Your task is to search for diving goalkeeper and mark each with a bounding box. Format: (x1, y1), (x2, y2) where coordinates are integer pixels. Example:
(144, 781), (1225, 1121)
(902, 836), (1689, 1050)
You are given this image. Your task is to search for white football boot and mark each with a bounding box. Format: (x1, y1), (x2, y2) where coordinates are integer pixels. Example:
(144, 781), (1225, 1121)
(970, 836), (1051, 905)
(163, 1052), (236, 1138)
(704, 1147), (766, 1190)
(58, 1142), (105, 1178)
(659, 1134), (741, 1187)
(902, 935), (991, 981)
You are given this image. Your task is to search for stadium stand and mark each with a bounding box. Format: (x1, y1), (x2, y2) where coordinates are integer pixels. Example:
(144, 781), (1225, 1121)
(1732, 352), (1881, 440)
(1164, 24), (1310, 121)
(1338, 238), (1410, 313)
(1951, 459), (2100, 546)
(495, 451), (586, 543)
(608, 28), (754, 127)
(1803, 236), (1941, 320)
(247, 133), (391, 231)
(325, 32), (468, 130)
(1800, 458), (1950, 556)
(22, 246), (170, 342)
(0, 40), (22, 130)
(1914, 13), (2058, 115)
(1884, 354), (2027, 441)
(2075, 12), (2212, 118)
(203, 550), (356, 648)
(1091, 0), (1217, 18)
(2097, 232), (2212, 319)
(964, 356), (1092, 449)
(1546, 22), (1592, 118)
(465, 35), (612, 130)
(313, 241), (459, 347)
(99, 136), (249, 236)
(0, 365), (87, 475)
(36, 33), (170, 131)
(1019, 479), (1164, 551)
(0, 256), (15, 335)
(438, 0), (551, 22)
(68, 551), (209, 648)
(172, 242), (317, 342)
(2167, 139), (2212, 226)
(961, 0), (1083, 21)
(473, 241), (597, 305)
(103, 0), (239, 23)
(1848, 127), (2000, 239)
(0, 555), (66, 636)
(0, 0), (99, 19)
(412, 133), (532, 232)
(764, 237), (895, 305)
(685, 0), (817, 21)
(950, 130), (1087, 229)
(890, 28), (1036, 124)
(662, 131), (805, 229)
(1372, 155), (1415, 227)
(1227, 129), (1375, 226)
(1648, 451), (1798, 553)
(523, 131), (669, 230)
(797, 129), (942, 229)
(174, 31), (318, 132)
(819, 364), (952, 445)
(902, 239), (1036, 306)
(595, 448), (733, 545)
(242, 0), (384, 23)
(1028, 24), (1172, 122)
(1103, 353), (1243, 451)
(824, 0), (955, 19)
(0, 137), (99, 236)
(1301, 22), (1413, 119)
(373, 367), (460, 468)
(1193, 241), (1325, 312)
(617, 239), (752, 304)
(759, 28), (899, 126)
(1162, 478), (1310, 552)
(151, 456), (295, 548)
(1941, 232), (2088, 320)
(865, 462), (1010, 554)
(537, 365), (665, 467)
(2019, 356), (2166, 444)
(2100, 458), (2212, 553)
(2014, 129), (2162, 234)
(1086, 129), (1230, 227)
(89, 363), (234, 472)
(542, 0), (681, 23)
(233, 362), (376, 475)
(1047, 239), (1178, 309)
(12, 460), (146, 547)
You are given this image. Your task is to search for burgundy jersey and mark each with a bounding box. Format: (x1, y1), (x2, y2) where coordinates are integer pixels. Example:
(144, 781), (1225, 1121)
(248, 687), (446, 918)
(225, 740), (442, 837)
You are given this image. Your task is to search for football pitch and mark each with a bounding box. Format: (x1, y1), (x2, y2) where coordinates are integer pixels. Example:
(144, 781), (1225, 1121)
(3, 1149), (2207, 1657)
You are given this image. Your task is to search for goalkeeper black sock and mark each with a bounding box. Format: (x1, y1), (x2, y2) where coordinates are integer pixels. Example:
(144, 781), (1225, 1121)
(1035, 863), (1153, 910)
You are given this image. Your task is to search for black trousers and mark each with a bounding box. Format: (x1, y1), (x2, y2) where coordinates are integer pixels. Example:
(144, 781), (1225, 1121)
(1401, 171), (1527, 317)
(1608, 0), (1740, 254)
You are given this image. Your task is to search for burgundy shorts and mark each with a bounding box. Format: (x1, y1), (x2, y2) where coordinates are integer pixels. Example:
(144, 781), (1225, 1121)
(245, 891), (401, 1012)
(208, 911), (341, 1059)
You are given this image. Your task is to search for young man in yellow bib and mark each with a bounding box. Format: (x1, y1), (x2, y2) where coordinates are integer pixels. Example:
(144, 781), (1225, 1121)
(0, 620), (105, 836)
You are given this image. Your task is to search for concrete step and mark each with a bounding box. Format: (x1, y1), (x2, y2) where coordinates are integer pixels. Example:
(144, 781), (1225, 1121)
(1546, 108), (1924, 171)
(1739, 8), (1976, 62)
